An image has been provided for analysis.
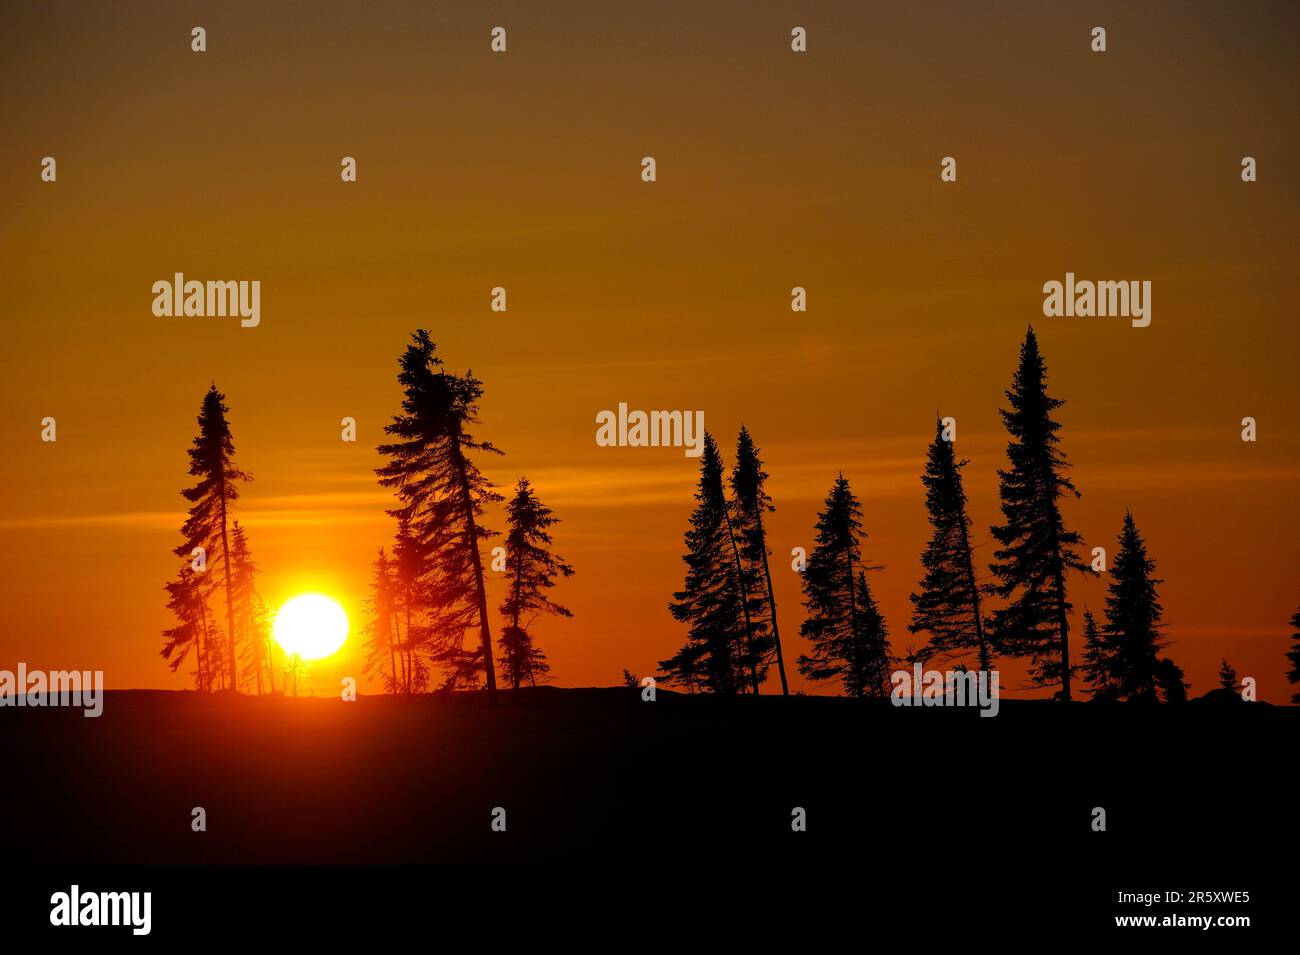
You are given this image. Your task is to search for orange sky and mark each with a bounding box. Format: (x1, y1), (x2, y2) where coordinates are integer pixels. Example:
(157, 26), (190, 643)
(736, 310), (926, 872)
(1, 1), (1297, 700)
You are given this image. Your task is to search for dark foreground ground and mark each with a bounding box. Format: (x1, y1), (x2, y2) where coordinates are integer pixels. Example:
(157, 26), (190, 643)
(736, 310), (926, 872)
(3, 686), (1292, 866)
(4, 687), (1292, 938)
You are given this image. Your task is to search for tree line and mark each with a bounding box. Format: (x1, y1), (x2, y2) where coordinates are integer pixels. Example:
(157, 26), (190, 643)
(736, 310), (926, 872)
(659, 326), (1298, 703)
(160, 327), (1300, 704)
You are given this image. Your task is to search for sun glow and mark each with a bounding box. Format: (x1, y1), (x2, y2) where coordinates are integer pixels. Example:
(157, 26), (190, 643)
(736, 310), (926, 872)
(273, 594), (349, 661)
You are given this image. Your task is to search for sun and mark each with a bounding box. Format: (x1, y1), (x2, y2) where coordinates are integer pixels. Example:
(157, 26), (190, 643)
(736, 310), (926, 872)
(273, 594), (349, 661)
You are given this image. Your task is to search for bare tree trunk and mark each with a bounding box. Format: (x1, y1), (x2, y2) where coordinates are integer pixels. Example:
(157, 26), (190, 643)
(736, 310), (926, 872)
(753, 507), (789, 695)
(464, 503), (497, 704)
(386, 613), (399, 695)
(448, 424), (497, 705)
(402, 589), (413, 694)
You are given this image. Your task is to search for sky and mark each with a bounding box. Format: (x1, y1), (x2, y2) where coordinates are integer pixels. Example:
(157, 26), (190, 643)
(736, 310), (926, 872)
(1, 1), (1297, 699)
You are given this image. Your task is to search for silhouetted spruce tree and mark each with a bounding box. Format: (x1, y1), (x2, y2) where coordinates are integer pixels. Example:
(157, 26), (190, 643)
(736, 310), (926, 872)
(377, 331), (503, 702)
(205, 621), (229, 690)
(362, 548), (402, 693)
(661, 432), (751, 693)
(855, 570), (891, 695)
(797, 475), (891, 698)
(284, 652), (308, 698)
(909, 418), (991, 671)
(721, 484), (765, 695)
(730, 426), (787, 694)
(1102, 512), (1168, 703)
(1155, 658), (1188, 704)
(391, 514), (431, 693)
(497, 628), (549, 689)
(230, 522), (275, 694)
(1217, 659), (1237, 692)
(497, 477), (573, 689)
(989, 328), (1088, 699)
(1287, 606), (1300, 703)
(174, 384), (250, 692)
(1079, 609), (1117, 701)
(161, 565), (214, 690)
(248, 594), (274, 692)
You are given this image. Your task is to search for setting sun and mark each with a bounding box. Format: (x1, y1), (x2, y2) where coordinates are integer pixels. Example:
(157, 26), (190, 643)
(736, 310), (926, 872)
(273, 594), (349, 661)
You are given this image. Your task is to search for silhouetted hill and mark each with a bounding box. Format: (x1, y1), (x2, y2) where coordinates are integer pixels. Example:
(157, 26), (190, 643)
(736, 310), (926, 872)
(1191, 687), (1254, 705)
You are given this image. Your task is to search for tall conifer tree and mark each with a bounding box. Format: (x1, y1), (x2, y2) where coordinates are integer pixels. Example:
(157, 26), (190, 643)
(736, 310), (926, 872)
(909, 418), (990, 671)
(797, 475), (891, 698)
(248, 593), (274, 693)
(989, 328), (1088, 699)
(721, 489), (763, 694)
(229, 521), (275, 694)
(390, 514), (430, 693)
(730, 426), (789, 694)
(497, 477), (573, 689)
(377, 331), (503, 702)
(362, 548), (402, 693)
(1102, 512), (1167, 703)
(174, 384), (250, 692)
(661, 433), (751, 693)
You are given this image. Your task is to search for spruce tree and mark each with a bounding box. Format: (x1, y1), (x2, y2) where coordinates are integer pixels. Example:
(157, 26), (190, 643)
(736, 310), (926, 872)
(721, 480), (765, 694)
(989, 328), (1088, 699)
(161, 566), (213, 690)
(391, 514), (430, 693)
(1155, 658), (1188, 704)
(1079, 609), (1116, 701)
(362, 548), (402, 693)
(205, 620), (229, 690)
(1217, 659), (1237, 692)
(797, 475), (891, 698)
(249, 593), (274, 693)
(853, 570), (892, 697)
(1102, 512), (1166, 703)
(174, 384), (250, 692)
(497, 477), (573, 689)
(1286, 606), (1300, 703)
(730, 426), (788, 694)
(909, 418), (990, 671)
(229, 522), (275, 694)
(377, 332), (503, 702)
(661, 432), (750, 694)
